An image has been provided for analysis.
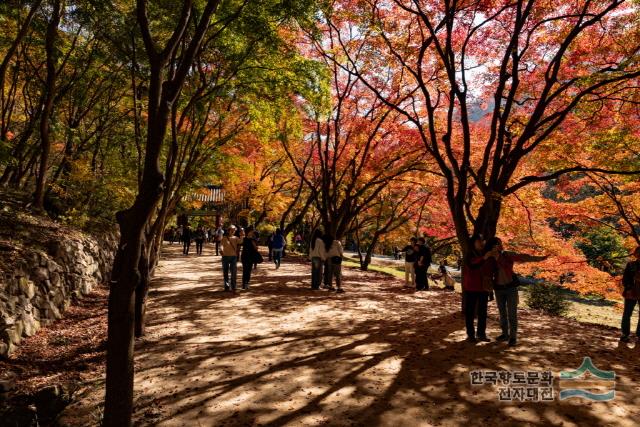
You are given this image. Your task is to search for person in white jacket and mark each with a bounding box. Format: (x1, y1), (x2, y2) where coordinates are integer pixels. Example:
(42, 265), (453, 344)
(308, 229), (326, 290)
(324, 235), (344, 293)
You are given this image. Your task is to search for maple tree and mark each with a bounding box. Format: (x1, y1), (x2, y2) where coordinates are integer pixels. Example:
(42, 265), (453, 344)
(282, 25), (431, 244)
(319, 0), (640, 261)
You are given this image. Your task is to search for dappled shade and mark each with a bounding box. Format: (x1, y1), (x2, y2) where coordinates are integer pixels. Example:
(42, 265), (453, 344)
(117, 246), (640, 426)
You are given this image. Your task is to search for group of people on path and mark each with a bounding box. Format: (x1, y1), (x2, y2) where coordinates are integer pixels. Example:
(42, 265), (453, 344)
(217, 225), (346, 293)
(168, 224), (224, 256)
(167, 223), (640, 344)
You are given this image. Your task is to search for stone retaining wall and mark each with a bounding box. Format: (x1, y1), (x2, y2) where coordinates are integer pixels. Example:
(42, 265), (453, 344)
(0, 232), (116, 357)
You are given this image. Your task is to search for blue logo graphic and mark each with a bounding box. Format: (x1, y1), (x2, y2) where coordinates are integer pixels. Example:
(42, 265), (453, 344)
(559, 357), (615, 401)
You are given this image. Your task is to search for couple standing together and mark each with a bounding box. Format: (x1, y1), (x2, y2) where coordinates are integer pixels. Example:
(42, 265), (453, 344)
(403, 237), (432, 290)
(220, 225), (261, 292)
(309, 230), (345, 293)
(463, 235), (547, 347)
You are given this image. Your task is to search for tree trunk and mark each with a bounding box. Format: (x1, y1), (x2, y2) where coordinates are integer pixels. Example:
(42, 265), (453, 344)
(34, 0), (61, 210)
(104, 80), (168, 427)
(473, 195), (503, 241)
(104, 208), (147, 426)
(361, 251), (372, 271)
(134, 240), (150, 338)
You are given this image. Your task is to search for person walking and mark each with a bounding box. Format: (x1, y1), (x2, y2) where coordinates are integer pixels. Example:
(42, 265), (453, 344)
(182, 225), (192, 255)
(403, 237), (418, 288)
(620, 246), (640, 343)
(194, 225), (206, 255)
(309, 229), (326, 290)
(267, 232), (274, 261)
(176, 225), (183, 246)
(272, 229), (286, 269)
(324, 235), (344, 293)
(484, 237), (548, 347)
(415, 237), (432, 291)
(462, 234), (492, 343)
(221, 225), (240, 292)
(214, 226), (224, 256)
(241, 226), (259, 289)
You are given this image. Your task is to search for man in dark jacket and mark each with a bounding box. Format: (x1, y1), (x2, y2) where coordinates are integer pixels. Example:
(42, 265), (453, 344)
(620, 246), (640, 342)
(182, 225), (192, 255)
(415, 237), (432, 291)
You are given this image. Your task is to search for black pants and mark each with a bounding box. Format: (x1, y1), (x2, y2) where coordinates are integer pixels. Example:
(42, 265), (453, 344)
(215, 240), (220, 255)
(195, 239), (204, 255)
(621, 298), (640, 337)
(464, 291), (488, 338)
(323, 259), (331, 287)
(415, 265), (428, 290)
(242, 259), (253, 286)
(183, 240), (190, 255)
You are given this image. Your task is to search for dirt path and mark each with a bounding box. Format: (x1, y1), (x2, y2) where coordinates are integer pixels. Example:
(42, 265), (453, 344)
(119, 245), (639, 426)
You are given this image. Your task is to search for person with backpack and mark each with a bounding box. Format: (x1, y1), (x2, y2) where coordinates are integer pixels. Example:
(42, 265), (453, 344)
(220, 225), (240, 292)
(324, 235), (344, 293)
(241, 226), (259, 289)
(620, 246), (640, 342)
(484, 237), (548, 347)
(271, 229), (286, 269)
(414, 237), (432, 291)
(403, 237), (418, 288)
(309, 229), (326, 290)
(194, 225), (206, 255)
(182, 225), (192, 255)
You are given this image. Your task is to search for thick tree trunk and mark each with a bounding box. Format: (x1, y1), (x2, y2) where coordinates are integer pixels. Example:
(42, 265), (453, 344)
(473, 193), (503, 241)
(104, 83), (168, 427)
(34, 0), (61, 210)
(104, 207), (147, 427)
(361, 251), (372, 271)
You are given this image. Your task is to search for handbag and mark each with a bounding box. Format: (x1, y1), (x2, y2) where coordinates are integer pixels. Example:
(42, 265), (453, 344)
(254, 251), (264, 264)
(481, 274), (494, 292)
(331, 256), (342, 264)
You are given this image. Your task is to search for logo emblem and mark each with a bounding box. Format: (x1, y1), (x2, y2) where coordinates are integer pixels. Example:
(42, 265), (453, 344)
(559, 357), (615, 401)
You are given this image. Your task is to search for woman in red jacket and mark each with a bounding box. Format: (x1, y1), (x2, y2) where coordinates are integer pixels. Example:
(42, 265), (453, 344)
(462, 234), (493, 343)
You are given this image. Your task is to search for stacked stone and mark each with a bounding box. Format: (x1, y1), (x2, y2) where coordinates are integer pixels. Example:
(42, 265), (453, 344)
(0, 233), (116, 357)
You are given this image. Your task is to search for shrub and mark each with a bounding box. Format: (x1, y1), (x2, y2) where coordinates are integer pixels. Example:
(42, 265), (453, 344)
(525, 283), (570, 316)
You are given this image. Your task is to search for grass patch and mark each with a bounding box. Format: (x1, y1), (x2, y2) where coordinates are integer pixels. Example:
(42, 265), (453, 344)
(342, 257), (405, 279)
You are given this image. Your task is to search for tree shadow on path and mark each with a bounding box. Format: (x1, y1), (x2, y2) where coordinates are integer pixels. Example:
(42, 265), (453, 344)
(131, 245), (640, 427)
